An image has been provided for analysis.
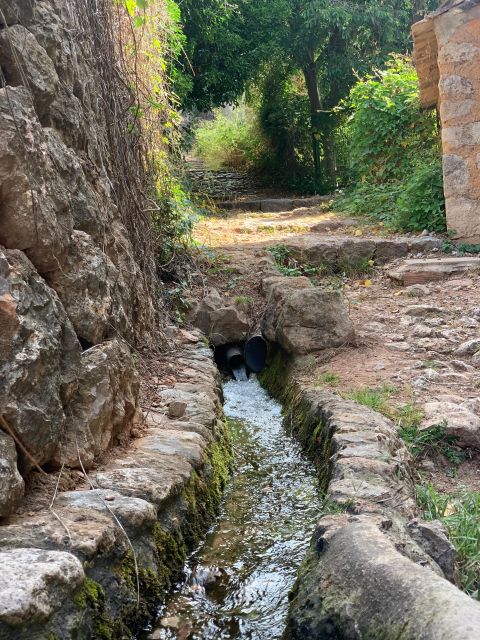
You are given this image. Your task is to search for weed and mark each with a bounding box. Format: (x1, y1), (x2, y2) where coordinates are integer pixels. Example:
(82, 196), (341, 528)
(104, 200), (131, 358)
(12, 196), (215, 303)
(320, 372), (341, 386)
(347, 384), (397, 417)
(416, 483), (480, 597)
(267, 244), (320, 278)
(399, 421), (464, 465)
(422, 360), (442, 370)
(233, 295), (253, 306)
(396, 403), (424, 429)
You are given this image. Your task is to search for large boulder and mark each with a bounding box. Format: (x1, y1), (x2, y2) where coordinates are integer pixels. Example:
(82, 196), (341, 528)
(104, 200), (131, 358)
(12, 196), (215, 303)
(0, 87), (73, 272)
(46, 231), (132, 345)
(422, 401), (480, 449)
(53, 340), (139, 470)
(0, 433), (24, 518)
(0, 548), (84, 628)
(190, 289), (250, 346)
(262, 277), (354, 355)
(0, 247), (81, 473)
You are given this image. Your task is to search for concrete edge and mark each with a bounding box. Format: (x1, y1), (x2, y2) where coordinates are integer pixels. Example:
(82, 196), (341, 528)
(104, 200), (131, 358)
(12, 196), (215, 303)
(260, 348), (480, 640)
(0, 334), (232, 640)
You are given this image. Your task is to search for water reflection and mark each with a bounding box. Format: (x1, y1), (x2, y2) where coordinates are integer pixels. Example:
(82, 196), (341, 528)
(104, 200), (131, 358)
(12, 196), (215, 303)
(151, 378), (321, 640)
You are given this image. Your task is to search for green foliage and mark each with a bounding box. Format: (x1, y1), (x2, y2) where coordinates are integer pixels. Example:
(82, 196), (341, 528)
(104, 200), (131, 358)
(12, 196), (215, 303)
(394, 157), (446, 232)
(347, 384), (397, 416)
(346, 56), (438, 183)
(320, 372), (341, 386)
(417, 484), (480, 597)
(267, 244), (320, 277)
(335, 56), (445, 232)
(179, 0), (436, 189)
(193, 107), (267, 171)
(399, 422), (464, 465)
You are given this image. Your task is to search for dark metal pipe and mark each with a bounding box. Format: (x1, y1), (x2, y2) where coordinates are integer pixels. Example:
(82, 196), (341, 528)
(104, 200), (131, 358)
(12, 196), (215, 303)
(244, 335), (267, 374)
(226, 345), (248, 381)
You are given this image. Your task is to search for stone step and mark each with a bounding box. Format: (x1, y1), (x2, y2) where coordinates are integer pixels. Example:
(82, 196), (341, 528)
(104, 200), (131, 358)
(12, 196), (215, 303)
(217, 195), (332, 211)
(388, 257), (480, 285)
(284, 234), (443, 266)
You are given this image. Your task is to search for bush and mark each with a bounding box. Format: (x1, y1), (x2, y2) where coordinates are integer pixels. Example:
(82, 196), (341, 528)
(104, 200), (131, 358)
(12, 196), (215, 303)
(393, 157), (446, 232)
(336, 156), (446, 233)
(193, 107), (266, 171)
(347, 55), (439, 183)
(335, 55), (446, 233)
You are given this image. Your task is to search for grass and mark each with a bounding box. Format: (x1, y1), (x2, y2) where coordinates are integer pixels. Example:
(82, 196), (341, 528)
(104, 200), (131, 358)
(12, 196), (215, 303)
(346, 384), (397, 417)
(193, 106), (265, 171)
(399, 420), (465, 466)
(267, 244), (374, 282)
(416, 483), (480, 598)
(319, 372), (341, 387)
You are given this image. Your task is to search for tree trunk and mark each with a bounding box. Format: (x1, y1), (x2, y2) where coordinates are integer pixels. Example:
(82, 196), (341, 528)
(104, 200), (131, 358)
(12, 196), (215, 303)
(303, 60), (322, 112)
(302, 60), (323, 185)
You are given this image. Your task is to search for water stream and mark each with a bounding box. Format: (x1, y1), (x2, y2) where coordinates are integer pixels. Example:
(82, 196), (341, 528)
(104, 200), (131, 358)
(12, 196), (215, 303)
(151, 378), (321, 640)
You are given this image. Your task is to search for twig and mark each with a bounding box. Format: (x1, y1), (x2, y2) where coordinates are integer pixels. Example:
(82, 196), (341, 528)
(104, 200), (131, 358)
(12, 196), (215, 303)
(49, 462), (73, 544)
(0, 415), (48, 477)
(75, 434), (141, 607)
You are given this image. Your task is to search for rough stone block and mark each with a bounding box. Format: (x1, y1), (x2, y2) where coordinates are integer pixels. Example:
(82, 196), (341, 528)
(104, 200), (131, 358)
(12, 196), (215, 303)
(262, 283), (354, 355)
(0, 247), (81, 474)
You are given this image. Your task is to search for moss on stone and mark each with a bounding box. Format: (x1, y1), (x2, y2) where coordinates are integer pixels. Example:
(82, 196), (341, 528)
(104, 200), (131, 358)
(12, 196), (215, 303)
(260, 348), (333, 492)
(110, 416), (233, 635)
(73, 578), (115, 640)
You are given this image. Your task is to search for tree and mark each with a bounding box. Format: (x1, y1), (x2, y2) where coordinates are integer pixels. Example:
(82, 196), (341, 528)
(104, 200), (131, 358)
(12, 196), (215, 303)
(177, 0), (442, 187)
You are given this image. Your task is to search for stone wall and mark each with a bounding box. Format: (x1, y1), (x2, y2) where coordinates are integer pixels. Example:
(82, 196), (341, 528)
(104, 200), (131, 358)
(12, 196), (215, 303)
(413, 0), (480, 242)
(0, 1), (162, 516)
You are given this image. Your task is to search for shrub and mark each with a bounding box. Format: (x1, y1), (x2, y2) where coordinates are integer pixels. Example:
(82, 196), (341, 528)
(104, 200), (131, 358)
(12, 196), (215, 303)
(346, 55), (439, 184)
(417, 484), (480, 598)
(335, 55), (446, 233)
(193, 107), (266, 171)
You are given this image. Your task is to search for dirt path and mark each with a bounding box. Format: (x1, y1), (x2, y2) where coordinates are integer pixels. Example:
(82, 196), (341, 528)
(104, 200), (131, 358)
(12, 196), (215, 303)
(191, 198), (480, 495)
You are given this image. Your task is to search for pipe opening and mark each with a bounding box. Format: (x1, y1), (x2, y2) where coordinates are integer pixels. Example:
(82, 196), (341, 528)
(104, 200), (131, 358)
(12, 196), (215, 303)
(213, 336), (268, 380)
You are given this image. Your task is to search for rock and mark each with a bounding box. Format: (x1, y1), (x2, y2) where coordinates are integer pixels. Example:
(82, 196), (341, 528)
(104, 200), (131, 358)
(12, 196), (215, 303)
(310, 218), (358, 232)
(386, 342), (411, 352)
(405, 305), (448, 317)
(450, 360), (474, 372)
(0, 248), (81, 474)
(0, 548), (84, 627)
(0, 87), (73, 272)
(168, 401), (187, 419)
(46, 230), (131, 345)
(453, 338), (480, 356)
(389, 257), (480, 285)
(471, 351), (480, 367)
(407, 519), (456, 581)
(0, 25), (59, 120)
(286, 518), (480, 640)
(190, 289), (250, 346)
(0, 432), (24, 518)
(160, 615), (181, 629)
(412, 325), (436, 338)
(422, 401), (480, 448)
(0, 1), (34, 25)
(405, 284), (430, 296)
(52, 340), (139, 470)
(262, 281), (354, 355)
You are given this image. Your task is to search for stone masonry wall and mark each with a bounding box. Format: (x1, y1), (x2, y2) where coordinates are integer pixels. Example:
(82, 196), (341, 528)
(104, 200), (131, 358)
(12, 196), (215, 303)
(0, 1), (162, 516)
(413, 1), (480, 242)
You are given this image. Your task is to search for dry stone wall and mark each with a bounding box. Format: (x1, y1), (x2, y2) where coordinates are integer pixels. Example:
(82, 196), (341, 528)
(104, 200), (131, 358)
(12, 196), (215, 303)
(0, 1), (162, 515)
(413, 0), (480, 242)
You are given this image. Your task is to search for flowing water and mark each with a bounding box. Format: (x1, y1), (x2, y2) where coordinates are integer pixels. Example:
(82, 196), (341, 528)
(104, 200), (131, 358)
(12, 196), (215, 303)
(151, 378), (321, 640)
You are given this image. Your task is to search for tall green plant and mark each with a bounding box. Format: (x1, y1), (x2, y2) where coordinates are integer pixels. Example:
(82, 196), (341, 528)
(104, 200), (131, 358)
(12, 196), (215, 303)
(336, 56), (445, 232)
(346, 55), (439, 183)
